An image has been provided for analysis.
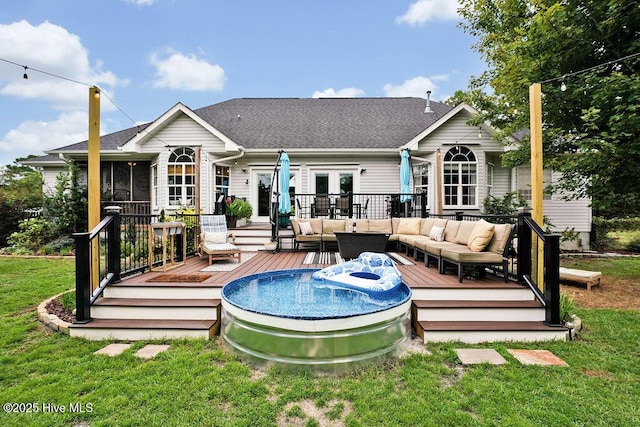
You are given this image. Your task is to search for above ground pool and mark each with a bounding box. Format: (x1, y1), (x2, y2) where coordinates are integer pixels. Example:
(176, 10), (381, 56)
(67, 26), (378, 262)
(221, 268), (412, 374)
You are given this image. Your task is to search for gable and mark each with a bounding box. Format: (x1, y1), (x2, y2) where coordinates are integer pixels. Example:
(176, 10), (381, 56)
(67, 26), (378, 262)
(119, 103), (241, 153)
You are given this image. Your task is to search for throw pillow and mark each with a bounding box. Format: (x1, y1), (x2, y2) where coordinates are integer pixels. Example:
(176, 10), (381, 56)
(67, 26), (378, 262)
(204, 231), (227, 244)
(429, 225), (445, 242)
(467, 220), (495, 252)
(299, 222), (314, 236)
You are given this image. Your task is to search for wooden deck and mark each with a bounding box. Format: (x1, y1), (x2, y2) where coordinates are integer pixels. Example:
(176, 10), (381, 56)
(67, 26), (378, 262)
(129, 250), (511, 289)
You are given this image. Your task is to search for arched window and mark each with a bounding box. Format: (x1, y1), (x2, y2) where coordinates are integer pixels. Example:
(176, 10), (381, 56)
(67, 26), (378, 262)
(443, 146), (477, 207)
(168, 147), (195, 206)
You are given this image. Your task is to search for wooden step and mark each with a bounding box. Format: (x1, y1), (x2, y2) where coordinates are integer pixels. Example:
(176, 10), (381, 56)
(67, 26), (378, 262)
(411, 300), (545, 322)
(415, 320), (568, 344)
(104, 282), (222, 299)
(409, 284), (534, 301)
(91, 298), (221, 320)
(69, 318), (219, 341)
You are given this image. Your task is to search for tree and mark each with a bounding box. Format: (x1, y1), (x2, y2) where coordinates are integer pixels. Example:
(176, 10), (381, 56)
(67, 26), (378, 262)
(459, 0), (640, 217)
(45, 161), (88, 236)
(0, 156), (44, 246)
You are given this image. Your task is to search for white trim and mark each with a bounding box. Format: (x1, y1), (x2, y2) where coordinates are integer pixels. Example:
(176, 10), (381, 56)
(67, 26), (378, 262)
(118, 102), (242, 153)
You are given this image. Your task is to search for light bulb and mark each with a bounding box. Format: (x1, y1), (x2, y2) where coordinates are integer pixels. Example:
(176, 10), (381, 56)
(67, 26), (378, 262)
(560, 82), (567, 92)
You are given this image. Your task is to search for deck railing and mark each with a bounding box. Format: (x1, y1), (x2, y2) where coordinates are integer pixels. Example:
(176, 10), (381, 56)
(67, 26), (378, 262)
(517, 212), (562, 326)
(73, 207), (122, 323)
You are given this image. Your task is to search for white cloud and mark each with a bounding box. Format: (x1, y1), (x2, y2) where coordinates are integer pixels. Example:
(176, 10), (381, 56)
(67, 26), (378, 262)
(311, 87), (366, 98)
(0, 111), (89, 165)
(0, 20), (127, 110)
(395, 0), (459, 26)
(383, 75), (448, 98)
(150, 51), (225, 91)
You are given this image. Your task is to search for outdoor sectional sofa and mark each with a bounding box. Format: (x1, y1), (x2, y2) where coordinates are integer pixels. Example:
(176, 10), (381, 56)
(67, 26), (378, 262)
(290, 217), (515, 283)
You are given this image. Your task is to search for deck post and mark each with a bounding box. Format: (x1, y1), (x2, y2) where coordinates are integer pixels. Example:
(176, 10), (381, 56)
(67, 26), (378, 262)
(544, 233), (562, 326)
(73, 232), (92, 323)
(105, 206), (122, 284)
(517, 213), (532, 284)
(420, 191), (428, 218)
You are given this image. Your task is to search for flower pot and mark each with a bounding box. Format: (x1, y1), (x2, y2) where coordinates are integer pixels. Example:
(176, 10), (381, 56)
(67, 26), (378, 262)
(278, 214), (291, 228)
(264, 242), (278, 251)
(225, 215), (238, 228)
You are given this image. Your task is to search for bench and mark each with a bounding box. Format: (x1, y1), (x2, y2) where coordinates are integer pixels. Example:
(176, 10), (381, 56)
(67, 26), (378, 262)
(559, 267), (602, 291)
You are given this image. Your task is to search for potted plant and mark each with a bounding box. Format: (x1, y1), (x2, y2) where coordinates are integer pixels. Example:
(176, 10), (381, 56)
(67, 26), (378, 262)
(225, 197), (253, 228)
(263, 239), (278, 251)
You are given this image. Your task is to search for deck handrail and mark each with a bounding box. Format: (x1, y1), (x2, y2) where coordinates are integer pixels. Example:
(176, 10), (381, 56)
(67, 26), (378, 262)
(517, 212), (562, 326)
(73, 206), (122, 323)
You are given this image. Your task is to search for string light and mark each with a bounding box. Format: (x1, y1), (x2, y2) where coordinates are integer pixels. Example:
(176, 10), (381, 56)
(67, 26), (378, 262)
(540, 51), (640, 87)
(0, 56), (172, 147)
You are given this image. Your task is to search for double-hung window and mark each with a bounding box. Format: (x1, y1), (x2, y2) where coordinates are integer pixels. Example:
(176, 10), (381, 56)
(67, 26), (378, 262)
(443, 146), (477, 208)
(168, 147), (195, 207)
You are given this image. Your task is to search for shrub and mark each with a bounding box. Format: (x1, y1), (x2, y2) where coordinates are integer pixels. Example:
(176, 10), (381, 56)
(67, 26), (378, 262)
(559, 292), (577, 323)
(7, 217), (56, 252)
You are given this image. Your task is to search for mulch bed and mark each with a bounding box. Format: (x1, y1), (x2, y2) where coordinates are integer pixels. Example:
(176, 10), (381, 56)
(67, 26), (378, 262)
(145, 274), (211, 283)
(45, 298), (75, 323)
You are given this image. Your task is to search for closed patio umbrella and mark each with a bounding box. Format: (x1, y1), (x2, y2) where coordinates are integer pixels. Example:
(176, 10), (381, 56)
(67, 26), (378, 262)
(400, 149), (412, 203)
(278, 152), (291, 214)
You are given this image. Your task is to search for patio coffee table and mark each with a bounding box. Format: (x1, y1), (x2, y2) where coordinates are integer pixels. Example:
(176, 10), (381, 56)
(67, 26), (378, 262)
(334, 232), (390, 260)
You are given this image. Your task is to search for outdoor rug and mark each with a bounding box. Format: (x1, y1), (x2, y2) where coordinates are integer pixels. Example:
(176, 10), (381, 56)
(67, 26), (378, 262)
(302, 252), (345, 265)
(200, 252), (258, 272)
(146, 274), (211, 283)
(387, 252), (415, 266)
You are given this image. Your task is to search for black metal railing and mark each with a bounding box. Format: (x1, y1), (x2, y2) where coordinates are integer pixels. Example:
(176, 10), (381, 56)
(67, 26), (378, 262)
(517, 212), (562, 326)
(73, 207), (122, 323)
(292, 192), (428, 220)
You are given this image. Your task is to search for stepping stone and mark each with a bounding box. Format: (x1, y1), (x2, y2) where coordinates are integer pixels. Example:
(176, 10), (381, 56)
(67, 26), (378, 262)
(507, 349), (568, 366)
(94, 343), (132, 357)
(456, 348), (507, 365)
(135, 344), (170, 360)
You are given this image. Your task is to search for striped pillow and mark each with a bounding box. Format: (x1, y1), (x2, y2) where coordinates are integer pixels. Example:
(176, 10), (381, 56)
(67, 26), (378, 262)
(299, 222), (314, 235)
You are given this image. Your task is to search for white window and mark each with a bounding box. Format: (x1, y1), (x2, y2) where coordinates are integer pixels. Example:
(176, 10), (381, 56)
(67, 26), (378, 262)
(486, 162), (494, 196)
(443, 146), (477, 208)
(167, 147), (195, 207)
(151, 163), (158, 207)
(413, 163), (429, 206)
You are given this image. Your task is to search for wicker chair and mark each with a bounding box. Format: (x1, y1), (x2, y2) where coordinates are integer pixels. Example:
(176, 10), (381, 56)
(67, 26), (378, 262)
(199, 215), (241, 265)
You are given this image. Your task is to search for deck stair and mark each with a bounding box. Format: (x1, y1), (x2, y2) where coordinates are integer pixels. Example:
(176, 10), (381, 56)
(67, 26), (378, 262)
(411, 282), (568, 344)
(69, 281), (224, 341)
(230, 223), (295, 251)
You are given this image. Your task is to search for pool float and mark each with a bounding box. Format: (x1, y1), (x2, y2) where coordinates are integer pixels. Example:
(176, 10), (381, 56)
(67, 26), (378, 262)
(311, 252), (403, 296)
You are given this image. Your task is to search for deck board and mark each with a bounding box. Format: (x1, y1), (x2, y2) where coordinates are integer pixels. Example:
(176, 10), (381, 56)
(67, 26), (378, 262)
(116, 251), (509, 289)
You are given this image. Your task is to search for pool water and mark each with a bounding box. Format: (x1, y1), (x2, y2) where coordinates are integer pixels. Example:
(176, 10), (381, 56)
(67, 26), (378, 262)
(222, 269), (411, 319)
(220, 269), (412, 374)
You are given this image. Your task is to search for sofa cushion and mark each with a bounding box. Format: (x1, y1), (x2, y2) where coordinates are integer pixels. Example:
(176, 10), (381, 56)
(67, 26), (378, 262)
(369, 219), (392, 233)
(444, 220), (461, 243)
(455, 221), (477, 245)
(486, 223), (514, 254)
(429, 225), (445, 242)
(420, 218), (436, 236)
(322, 219), (346, 234)
(441, 246), (503, 263)
(397, 217), (422, 235)
(467, 219), (495, 252)
(353, 219), (369, 232)
(421, 240), (458, 256)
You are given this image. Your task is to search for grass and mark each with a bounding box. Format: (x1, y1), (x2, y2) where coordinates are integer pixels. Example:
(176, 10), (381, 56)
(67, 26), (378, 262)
(1, 257), (640, 426)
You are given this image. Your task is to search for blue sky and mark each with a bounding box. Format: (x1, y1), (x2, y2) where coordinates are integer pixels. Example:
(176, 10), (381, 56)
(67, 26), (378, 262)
(0, 0), (485, 167)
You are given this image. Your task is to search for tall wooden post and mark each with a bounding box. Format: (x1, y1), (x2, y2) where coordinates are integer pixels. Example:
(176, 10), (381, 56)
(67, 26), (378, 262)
(529, 83), (544, 289)
(88, 86), (101, 291)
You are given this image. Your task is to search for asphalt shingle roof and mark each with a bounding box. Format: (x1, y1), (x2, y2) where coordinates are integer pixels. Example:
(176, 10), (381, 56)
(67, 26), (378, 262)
(195, 97), (452, 149)
(45, 97), (452, 155)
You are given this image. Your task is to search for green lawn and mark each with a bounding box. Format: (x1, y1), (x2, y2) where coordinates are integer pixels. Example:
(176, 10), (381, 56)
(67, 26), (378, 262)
(1, 257), (639, 426)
